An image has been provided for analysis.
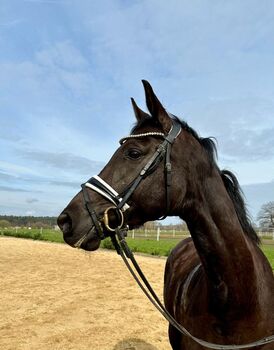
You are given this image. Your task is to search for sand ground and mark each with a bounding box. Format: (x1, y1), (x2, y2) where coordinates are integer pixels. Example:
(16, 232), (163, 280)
(0, 237), (171, 350)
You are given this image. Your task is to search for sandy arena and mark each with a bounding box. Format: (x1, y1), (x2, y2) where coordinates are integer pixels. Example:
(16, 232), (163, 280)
(0, 237), (171, 350)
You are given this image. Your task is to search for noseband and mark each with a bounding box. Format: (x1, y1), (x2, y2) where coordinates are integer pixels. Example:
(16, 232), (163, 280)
(81, 119), (182, 240)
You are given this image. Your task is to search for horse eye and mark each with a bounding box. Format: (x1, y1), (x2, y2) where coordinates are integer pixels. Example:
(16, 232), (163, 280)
(127, 149), (142, 160)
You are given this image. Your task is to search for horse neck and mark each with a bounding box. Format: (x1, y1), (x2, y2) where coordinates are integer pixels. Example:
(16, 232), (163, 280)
(179, 165), (258, 309)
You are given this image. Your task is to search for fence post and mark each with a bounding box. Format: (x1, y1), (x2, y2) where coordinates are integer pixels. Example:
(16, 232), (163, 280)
(132, 229), (135, 239)
(157, 227), (160, 241)
(173, 229), (175, 238)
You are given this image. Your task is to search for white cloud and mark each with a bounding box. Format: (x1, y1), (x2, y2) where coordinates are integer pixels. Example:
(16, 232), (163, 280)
(35, 41), (89, 69)
(0, 161), (40, 177)
(0, 19), (24, 27)
(1, 0), (274, 216)
(19, 149), (105, 174)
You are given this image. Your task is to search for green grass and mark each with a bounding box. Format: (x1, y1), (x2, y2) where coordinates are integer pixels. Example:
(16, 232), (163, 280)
(0, 228), (64, 243)
(1, 228), (274, 269)
(103, 237), (274, 265)
(102, 237), (178, 256)
(262, 245), (274, 269)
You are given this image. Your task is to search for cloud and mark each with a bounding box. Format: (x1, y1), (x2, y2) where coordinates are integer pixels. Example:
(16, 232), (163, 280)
(221, 127), (274, 161)
(0, 19), (24, 27)
(0, 171), (17, 181)
(0, 162), (41, 178)
(19, 149), (105, 174)
(26, 198), (39, 203)
(184, 96), (274, 162)
(0, 162), (88, 194)
(0, 1), (273, 218)
(49, 180), (80, 188)
(0, 186), (32, 192)
(35, 40), (89, 70)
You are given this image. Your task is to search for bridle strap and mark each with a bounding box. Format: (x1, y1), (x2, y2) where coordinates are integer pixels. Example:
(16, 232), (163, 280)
(159, 140), (172, 220)
(163, 121), (181, 217)
(117, 140), (166, 210)
(81, 184), (105, 239)
(117, 120), (181, 213)
(81, 120), (181, 230)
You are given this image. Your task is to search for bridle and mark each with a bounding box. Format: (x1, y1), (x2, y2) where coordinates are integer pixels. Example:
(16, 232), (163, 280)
(81, 119), (182, 240)
(79, 119), (274, 349)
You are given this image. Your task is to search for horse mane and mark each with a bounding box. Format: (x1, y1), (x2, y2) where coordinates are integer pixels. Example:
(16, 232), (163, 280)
(220, 170), (260, 244)
(132, 115), (260, 244)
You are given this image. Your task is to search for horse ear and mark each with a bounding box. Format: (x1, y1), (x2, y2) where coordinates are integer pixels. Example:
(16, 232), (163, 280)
(142, 80), (172, 133)
(131, 98), (150, 122)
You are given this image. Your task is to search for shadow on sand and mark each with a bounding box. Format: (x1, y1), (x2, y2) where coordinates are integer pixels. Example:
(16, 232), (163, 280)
(113, 338), (159, 350)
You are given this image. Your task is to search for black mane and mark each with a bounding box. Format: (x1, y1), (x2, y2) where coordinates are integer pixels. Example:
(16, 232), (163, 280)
(221, 170), (260, 244)
(132, 115), (259, 244)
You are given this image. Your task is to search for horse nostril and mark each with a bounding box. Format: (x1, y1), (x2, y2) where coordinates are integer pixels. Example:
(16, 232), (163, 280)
(57, 213), (72, 236)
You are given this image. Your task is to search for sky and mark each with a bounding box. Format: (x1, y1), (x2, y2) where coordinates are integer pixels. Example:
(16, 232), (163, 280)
(0, 0), (274, 223)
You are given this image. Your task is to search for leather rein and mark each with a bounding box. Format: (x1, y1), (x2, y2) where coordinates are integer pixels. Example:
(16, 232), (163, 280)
(80, 120), (274, 349)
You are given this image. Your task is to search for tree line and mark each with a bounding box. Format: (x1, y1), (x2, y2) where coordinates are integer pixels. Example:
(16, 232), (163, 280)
(0, 215), (57, 228)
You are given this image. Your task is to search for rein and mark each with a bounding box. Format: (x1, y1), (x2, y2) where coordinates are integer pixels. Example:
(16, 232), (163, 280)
(112, 230), (274, 349)
(80, 120), (274, 349)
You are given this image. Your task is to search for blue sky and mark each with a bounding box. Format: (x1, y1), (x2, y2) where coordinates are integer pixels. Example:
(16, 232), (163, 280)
(0, 0), (273, 222)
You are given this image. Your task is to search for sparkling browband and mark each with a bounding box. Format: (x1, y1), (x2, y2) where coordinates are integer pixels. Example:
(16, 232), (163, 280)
(119, 132), (165, 145)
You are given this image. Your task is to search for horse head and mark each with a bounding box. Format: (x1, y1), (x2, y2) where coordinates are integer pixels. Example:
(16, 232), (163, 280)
(57, 81), (192, 251)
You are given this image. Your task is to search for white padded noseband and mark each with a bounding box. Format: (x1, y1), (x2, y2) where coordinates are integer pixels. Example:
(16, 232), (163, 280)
(85, 175), (130, 212)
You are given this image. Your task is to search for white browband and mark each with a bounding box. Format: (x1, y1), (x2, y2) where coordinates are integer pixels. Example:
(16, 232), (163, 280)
(119, 132), (165, 144)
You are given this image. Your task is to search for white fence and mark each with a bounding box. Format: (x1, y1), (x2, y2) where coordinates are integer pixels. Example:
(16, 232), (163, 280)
(129, 228), (190, 241)
(258, 229), (274, 241)
(129, 228), (274, 242)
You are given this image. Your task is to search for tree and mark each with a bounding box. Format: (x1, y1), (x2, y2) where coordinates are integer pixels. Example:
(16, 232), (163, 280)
(0, 220), (11, 228)
(257, 201), (274, 229)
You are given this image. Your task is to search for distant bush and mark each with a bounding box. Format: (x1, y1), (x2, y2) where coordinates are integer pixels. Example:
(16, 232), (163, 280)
(101, 238), (115, 250)
(0, 219), (11, 228)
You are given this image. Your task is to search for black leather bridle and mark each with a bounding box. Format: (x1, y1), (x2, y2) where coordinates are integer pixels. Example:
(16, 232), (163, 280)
(81, 119), (182, 240)
(79, 119), (274, 349)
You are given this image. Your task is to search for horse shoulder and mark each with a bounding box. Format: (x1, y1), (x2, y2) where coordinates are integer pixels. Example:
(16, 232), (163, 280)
(164, 237), (201, 313)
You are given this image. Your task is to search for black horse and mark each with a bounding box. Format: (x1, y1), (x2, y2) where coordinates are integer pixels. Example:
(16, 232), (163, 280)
(58, 81), (274, 349)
